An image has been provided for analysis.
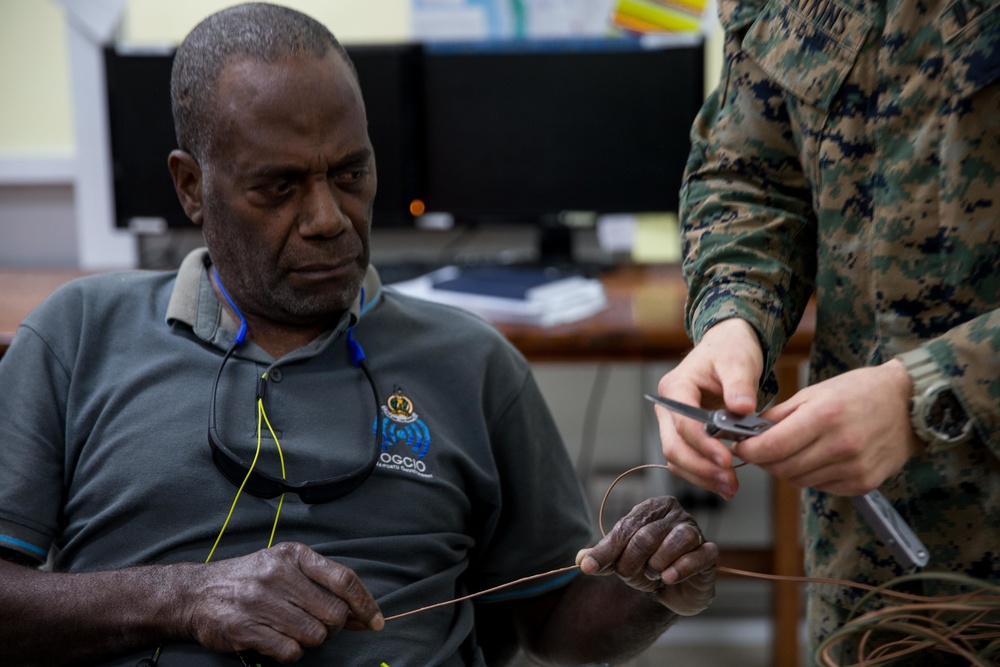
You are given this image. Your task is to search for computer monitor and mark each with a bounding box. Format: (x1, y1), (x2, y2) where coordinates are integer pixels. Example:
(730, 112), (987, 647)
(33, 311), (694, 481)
(104, 47), (187, 231)
(345, 43), (425, 226)
(103, 44), (423, 230)
(419, 38), (704, 263)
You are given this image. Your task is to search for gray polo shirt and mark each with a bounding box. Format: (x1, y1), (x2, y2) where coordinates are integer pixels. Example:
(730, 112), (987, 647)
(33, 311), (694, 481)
(0, 249), (593, 666)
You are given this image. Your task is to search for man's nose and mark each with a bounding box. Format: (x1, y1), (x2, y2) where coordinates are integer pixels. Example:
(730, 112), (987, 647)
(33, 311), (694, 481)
(299, 177), (351, 237)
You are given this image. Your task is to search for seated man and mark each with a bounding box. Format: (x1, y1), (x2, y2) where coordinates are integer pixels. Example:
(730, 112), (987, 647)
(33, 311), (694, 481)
(0, 4), (717, 666)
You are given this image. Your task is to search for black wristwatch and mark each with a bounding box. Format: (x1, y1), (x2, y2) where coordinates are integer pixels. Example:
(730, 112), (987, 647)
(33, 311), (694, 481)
(897, 347), (973, 446)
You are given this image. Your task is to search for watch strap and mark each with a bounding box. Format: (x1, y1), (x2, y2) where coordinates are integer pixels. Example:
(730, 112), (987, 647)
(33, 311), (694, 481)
(897, 346), (939, 397)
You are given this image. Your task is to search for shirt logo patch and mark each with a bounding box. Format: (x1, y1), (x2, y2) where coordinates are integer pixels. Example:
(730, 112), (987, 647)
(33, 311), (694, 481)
(376, 388), (433, 479)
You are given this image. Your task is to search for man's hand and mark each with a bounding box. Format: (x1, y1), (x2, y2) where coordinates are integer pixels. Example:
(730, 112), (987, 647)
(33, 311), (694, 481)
(656, 318), (764, 499)
(0, 542), (383, 666)
(507, 499), (717, 663)
(576, 497), (718, 616)
(184, 542), (384, 663)
(732, 359), (920, 495)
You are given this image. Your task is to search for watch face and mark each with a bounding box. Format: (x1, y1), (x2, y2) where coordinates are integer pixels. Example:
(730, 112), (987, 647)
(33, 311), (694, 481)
(928, 387), (970, 439)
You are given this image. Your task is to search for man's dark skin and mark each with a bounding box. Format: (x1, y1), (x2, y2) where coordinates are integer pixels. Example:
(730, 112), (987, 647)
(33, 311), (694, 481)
(0, 47), (718, 666)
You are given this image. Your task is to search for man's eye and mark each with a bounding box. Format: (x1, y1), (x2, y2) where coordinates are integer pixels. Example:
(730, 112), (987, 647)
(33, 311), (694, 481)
(263, 181), (294, 196)
(336, 169), (368, 186)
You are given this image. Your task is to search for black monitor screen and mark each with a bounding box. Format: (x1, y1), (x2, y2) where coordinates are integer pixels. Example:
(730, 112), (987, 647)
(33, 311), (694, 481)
(347, 43), (425, 226)
(104, 47), (187, 230)
(420, 39), (704, 223)
(103, 44), (422, 230)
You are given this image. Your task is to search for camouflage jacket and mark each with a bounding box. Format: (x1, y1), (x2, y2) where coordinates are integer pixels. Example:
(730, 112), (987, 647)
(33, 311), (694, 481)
(680, 0), (1000, 637)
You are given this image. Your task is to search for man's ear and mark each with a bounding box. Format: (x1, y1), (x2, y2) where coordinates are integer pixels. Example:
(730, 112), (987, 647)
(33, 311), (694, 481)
(168, 149), (205, 225)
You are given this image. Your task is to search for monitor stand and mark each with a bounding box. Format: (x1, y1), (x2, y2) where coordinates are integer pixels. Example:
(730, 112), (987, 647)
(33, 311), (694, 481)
(532, 220), (614, 278)
(374, 218), (615, 285)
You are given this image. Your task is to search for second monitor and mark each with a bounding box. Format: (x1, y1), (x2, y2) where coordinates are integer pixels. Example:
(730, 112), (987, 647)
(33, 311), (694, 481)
(419, 37), (704, 263)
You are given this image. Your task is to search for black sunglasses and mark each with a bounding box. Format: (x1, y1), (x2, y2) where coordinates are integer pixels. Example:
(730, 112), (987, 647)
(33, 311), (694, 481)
(207, 343), (383, 504)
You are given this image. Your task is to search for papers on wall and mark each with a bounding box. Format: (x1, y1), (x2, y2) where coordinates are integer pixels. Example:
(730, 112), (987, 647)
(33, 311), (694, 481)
(386, 265), (608, 327)
(611, 0), (711, 34)
(411, 0), (618, 41)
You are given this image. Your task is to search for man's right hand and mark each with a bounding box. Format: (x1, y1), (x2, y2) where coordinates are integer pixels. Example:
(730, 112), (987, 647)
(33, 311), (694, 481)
(184, 542), (384, 662)
(655, 318), (764, 499)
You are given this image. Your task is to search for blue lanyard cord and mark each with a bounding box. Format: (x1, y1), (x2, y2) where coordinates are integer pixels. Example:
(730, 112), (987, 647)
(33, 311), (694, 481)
(211, 266), (248, 346)
(348, 287), (366, 367)
(213, 267), (368, 365)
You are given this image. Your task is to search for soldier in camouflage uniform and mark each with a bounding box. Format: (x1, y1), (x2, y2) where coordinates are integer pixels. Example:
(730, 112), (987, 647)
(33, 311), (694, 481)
(654, 0), (999, 663)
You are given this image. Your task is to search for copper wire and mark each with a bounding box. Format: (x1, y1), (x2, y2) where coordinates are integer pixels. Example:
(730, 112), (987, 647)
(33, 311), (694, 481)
(381, 464), (999, 666)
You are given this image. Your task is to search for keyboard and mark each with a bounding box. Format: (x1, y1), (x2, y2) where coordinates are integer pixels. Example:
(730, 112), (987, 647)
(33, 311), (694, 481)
(375, 259), (612, 285)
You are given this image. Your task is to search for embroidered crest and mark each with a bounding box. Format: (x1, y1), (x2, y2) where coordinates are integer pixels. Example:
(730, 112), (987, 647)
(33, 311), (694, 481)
(379, 387), (432, 459)
(383, 389), (417, 424)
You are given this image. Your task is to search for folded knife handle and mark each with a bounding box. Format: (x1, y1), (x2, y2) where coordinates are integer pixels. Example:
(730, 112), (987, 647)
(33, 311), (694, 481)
(851, 490), (929, 571)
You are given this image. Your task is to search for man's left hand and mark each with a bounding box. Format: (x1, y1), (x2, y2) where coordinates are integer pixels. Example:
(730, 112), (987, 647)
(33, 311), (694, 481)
(730, 359), (919, 495)
(576, 497), (718, 616)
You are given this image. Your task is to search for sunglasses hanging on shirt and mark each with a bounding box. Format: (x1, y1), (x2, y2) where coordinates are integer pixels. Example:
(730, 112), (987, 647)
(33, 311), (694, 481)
(207, 266), (383, 504)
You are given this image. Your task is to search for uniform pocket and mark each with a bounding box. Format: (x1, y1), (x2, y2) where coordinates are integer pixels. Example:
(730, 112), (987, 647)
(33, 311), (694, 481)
(940, 1), (1000, 150)
(941, 0), (1000, 96)
(742, 0), (872, 110)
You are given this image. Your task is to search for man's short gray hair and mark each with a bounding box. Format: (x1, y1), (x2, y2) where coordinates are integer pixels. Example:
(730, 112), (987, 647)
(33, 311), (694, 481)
(170, 2), (354, 162)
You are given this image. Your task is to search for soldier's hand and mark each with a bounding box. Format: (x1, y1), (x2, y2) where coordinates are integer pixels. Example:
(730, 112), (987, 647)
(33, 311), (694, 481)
(656, 318), (764, 499)
(732, 360), (920, 495)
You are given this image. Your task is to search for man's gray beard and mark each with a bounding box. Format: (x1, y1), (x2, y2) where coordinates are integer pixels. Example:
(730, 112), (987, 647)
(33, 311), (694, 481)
(202, 206), (364, 323)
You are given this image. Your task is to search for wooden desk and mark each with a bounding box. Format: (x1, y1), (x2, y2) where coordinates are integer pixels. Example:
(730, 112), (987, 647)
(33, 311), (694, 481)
(0, 264), (812, 667)
(0, 269), (96, 353)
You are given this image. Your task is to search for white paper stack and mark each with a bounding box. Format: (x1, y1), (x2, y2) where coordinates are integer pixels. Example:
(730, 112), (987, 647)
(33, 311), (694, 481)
(385, 265), (608, 327)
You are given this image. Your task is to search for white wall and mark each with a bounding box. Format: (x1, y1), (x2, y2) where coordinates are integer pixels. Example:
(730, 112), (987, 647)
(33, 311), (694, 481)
(0, 1), (74, 153)
(120, 0), (409, 46)
(0, 1), (76, 266)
